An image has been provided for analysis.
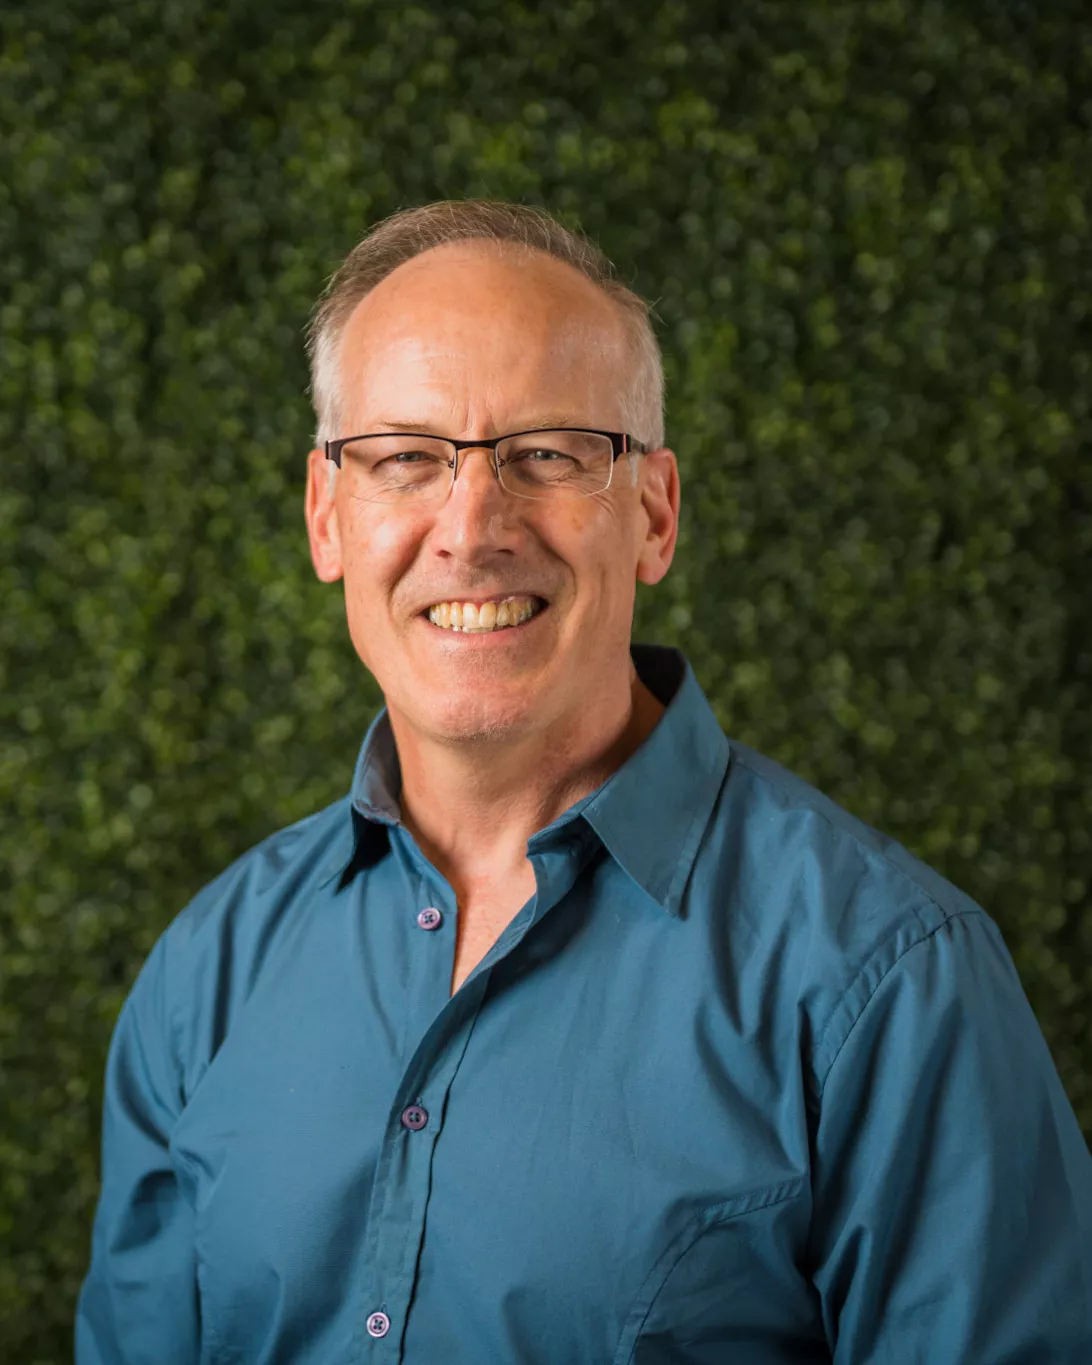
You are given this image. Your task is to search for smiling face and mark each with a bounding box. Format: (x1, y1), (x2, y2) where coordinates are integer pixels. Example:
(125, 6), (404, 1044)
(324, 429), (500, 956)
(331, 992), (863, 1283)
(305, 241), (679, 752)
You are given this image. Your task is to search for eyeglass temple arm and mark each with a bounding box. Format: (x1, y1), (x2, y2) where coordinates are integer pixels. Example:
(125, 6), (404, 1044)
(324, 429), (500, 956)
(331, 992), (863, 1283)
(615, 436), (648, 460)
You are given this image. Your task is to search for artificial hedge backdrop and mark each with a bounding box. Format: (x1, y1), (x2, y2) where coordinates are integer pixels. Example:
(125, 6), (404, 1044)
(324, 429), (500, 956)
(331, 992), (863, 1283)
(2, 0), (1091, 1358)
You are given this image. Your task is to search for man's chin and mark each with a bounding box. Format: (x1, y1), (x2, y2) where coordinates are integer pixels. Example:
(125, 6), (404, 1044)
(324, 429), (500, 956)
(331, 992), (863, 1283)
(430, 699), (537, 746)
(398, 686), (550, 748)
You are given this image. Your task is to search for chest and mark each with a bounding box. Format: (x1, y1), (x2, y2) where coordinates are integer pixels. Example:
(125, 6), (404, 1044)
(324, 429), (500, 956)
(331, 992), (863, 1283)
(449, 866), (539, 994)
(167, 871), (820, 1363)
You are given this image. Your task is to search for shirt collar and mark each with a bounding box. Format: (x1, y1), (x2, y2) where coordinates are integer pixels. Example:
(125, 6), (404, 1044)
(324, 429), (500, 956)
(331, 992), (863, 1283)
(316, 708), (401, 886)
(575, 645), (731, 916)
(350, 705), (403, 827)
(327, 644), (731, 915)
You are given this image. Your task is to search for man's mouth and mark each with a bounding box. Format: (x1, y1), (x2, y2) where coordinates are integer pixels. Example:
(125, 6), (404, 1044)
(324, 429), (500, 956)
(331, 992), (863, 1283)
(426, 595), (546, 633)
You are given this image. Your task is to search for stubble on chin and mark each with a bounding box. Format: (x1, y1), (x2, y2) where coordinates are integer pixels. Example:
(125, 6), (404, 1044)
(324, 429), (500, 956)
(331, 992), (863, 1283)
(403, 663), (548, 750)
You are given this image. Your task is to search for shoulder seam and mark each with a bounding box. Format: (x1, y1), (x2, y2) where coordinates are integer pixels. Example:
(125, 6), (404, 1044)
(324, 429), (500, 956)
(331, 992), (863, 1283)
(814, 906), (987, 1106)
(725, 750), (991, 1113)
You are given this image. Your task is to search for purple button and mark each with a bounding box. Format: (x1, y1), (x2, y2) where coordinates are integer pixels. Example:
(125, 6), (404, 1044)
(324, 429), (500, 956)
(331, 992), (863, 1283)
(366, 1311), (390, 1338)
(401, 1104), (428, 1131)
(416, 906), (442, 930)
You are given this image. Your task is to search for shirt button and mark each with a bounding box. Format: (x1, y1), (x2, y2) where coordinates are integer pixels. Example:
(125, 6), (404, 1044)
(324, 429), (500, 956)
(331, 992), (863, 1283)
(366, 1311), (390, 1338)
(401, 1104), (428, 1131)
(416, 906), (442, 930)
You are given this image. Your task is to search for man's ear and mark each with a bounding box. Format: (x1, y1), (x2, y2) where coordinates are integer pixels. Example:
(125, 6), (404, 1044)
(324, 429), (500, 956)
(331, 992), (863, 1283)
(635, 447), (680, 586)
(305, 447), (344, 583)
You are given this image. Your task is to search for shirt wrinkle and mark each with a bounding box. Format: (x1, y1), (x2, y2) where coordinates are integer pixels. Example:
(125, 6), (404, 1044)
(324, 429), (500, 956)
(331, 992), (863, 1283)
(77, 643), (1092, 1365)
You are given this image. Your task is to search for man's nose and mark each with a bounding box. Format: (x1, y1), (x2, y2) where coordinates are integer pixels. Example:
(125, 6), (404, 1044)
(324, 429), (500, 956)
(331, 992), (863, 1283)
(432, 446), (518, 557)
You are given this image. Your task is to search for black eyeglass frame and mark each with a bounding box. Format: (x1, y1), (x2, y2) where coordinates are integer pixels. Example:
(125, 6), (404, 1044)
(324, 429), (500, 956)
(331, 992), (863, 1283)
(324, 427), (649, 475)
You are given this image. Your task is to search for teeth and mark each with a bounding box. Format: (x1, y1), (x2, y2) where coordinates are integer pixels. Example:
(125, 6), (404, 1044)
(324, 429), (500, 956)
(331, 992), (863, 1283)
(427, 596), (541, 633)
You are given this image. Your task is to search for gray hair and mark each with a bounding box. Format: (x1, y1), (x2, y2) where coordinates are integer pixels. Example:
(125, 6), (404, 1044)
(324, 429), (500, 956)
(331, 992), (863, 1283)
(305, 200), (665, 465)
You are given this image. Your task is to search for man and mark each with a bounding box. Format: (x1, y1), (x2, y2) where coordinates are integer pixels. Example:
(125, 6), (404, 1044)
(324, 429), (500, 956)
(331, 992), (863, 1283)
(77, 200), (1092, 1363)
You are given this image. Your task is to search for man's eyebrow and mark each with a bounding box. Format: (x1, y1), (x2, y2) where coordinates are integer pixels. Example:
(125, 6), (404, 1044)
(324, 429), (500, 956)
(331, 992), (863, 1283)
(360, 419), (455, 436)
(517, 413), (596, 430)
(361, 414), (598, 436)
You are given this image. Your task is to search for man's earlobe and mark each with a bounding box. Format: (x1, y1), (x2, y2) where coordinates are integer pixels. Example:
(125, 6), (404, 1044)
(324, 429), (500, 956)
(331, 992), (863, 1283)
(636, 448), (680, 587)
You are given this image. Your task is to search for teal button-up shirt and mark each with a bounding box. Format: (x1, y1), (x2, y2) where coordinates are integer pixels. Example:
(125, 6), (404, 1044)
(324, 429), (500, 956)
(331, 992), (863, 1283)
(77, 646), (1092, 1363)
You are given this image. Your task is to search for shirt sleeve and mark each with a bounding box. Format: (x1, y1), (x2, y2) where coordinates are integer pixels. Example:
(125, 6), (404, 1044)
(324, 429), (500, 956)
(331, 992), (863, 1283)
(808, 909), (1092, 1363)
(75, 934), (200, 1364)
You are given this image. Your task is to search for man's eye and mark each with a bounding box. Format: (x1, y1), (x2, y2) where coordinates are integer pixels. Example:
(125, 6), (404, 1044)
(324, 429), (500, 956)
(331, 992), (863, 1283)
(383, 450), (440, 465)
(512, 447), (568, 462)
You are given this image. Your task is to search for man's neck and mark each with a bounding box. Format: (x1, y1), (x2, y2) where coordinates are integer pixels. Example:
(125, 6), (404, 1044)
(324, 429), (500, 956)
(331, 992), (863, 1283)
(390, 667), (665, 899)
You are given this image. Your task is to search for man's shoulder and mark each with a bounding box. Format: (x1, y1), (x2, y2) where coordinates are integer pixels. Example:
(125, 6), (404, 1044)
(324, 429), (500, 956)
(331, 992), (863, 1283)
(113, 794), (357, 1100)
(161, 793), (355, 960)
(722, 737), (983, 924)
(711, 739), (1009, 1100)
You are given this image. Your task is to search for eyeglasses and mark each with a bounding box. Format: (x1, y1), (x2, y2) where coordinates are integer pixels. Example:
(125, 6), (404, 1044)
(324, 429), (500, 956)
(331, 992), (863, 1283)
(324, 427), (648, 504)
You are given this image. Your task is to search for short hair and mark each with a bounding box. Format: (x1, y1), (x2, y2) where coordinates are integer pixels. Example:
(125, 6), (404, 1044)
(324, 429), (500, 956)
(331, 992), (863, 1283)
(305, 200), (664, 455)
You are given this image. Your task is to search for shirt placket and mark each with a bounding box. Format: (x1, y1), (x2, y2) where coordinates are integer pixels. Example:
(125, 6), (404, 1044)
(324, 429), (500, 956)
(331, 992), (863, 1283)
(355, 825), (593, 1361)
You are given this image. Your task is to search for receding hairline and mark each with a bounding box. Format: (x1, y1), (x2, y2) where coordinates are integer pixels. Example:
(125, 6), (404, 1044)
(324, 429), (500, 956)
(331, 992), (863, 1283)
(340, 238), (636, 351)
(306, 200), (665, 450)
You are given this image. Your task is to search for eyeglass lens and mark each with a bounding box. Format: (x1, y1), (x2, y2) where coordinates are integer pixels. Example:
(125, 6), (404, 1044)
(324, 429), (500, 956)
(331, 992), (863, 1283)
(337, 430), (615, 502)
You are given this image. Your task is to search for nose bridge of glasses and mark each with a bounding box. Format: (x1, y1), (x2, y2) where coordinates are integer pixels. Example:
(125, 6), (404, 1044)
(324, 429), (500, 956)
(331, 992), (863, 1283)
(451, 440), (503, 484)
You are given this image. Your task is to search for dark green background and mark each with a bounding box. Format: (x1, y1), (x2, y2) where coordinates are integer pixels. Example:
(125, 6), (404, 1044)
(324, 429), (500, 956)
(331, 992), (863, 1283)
(2, 1), (1090, 1358)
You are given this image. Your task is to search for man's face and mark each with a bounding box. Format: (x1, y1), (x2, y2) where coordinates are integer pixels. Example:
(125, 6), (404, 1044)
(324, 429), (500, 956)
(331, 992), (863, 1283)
(305, 242), (678, 748)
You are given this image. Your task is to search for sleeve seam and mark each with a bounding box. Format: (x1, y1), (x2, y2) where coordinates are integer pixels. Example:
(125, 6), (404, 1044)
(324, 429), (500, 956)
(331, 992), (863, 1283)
(814, 906), (986, 1107)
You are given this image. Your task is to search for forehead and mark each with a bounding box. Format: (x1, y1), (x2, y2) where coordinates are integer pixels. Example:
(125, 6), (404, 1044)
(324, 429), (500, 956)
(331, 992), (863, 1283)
(336, 242), (632, 424)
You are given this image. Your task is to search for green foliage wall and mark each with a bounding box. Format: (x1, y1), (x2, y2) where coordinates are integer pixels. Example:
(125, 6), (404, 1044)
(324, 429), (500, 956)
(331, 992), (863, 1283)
(2, 0), (1090, 1357)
